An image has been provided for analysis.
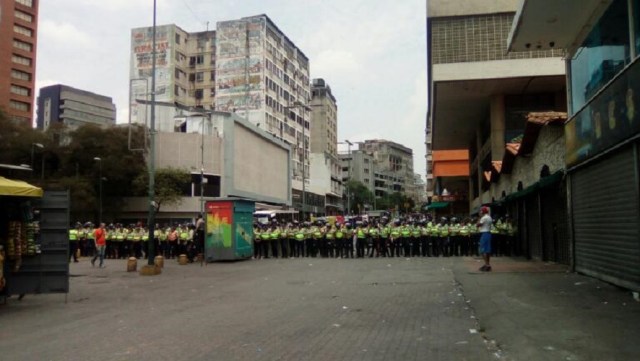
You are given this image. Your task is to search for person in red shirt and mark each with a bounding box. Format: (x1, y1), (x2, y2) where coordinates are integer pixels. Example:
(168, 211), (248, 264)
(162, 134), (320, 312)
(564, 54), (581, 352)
(91, 223), (107, 268)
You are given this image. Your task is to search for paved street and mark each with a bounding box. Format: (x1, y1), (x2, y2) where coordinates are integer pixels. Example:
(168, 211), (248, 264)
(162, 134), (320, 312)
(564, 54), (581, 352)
(1, 256), (639, 361)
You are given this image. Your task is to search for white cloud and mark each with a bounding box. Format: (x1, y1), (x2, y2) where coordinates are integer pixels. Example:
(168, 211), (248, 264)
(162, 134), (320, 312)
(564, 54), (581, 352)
(38, 20), (94, 49)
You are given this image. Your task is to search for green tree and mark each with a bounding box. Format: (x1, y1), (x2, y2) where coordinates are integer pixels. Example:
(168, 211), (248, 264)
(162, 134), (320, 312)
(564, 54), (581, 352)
(345, 180), (374, 214)
(132, 167), (191, 212)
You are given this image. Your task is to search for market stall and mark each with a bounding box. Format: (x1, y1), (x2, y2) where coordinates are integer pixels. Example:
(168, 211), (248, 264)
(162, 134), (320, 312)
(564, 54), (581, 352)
(0, 177), (69, 300)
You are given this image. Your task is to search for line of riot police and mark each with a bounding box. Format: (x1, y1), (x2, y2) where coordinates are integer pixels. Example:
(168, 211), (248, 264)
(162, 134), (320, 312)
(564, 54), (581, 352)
(252, 216), (516, 259)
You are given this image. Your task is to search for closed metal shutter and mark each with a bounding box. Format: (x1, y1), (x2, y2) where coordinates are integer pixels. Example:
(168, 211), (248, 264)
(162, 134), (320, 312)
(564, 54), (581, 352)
(571, 146), (640, 291)
(540, 182), (571, 264)
(525, 194), (542, 260)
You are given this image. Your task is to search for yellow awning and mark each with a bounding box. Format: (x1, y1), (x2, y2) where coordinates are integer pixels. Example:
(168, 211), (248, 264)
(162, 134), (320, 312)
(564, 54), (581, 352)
(0, 177), (43, 197)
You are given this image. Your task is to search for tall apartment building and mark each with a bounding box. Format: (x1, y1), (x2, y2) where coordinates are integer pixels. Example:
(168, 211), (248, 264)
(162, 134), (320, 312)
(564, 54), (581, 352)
(214, 15), (311, 193)
(309, 78), (342, 214)
(0, 0), (39, 124)
(341, 139), (418, 208)
(36, 84), (116, 130)
(130, 25), (216, 132)
(129, 15), (311, 197)
(426, 0), (566, 212)
(361, 139), (415, 197)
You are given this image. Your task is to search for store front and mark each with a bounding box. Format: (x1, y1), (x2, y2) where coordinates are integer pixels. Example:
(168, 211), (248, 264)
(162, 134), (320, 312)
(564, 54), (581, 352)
(0, 177), (70, 299)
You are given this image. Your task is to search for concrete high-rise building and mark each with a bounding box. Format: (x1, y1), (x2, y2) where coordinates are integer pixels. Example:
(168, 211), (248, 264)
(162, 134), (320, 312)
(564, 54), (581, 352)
(426, 0), (566, 212)
(340, 139), (418, 211)
(214, 15), (311, 195)
(361, 139), (415, 196)
(129, 15), (312, 207)
(0, 0), (39, 124)
(309, 78), (342, 215)
(36, 84), (116, 130)
(129, 25), (216, 132)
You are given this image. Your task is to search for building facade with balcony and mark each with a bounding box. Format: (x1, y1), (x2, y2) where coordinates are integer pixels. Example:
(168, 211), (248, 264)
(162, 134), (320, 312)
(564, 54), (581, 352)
(427, 0), (566, 212)
(0, 0), (39, 125)
(130, 15), (312, 215)
(509, 0), (640, 291)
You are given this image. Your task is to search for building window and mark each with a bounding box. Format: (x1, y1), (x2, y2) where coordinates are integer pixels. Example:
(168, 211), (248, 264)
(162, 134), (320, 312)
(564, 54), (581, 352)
(10, 84), (30, 96)
(175, 33), (181, 44)
(11, 69), (31, 81)
(569, 0), (630, 113)
(15, 10), (33, 22)
(9, 100), (29, 111)
(196, 72), (204, 82)
(16, 0), (33, 7)
(195, 89), (203, 99)
(11, 54), (31, 66)
(13, 39), (32, 51)
(210, 71), (215, 81)
(13, 24), (33, 37)
(196, 55), (204, 64)
(174, 85), (180, 96)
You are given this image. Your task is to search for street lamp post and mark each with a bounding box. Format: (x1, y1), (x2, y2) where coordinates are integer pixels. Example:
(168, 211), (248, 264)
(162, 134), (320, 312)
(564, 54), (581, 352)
(31, 143), (43, 179)
(285, 101), (312, 221)
(146, 0), (158, 268)
(94, 157), (102, 224)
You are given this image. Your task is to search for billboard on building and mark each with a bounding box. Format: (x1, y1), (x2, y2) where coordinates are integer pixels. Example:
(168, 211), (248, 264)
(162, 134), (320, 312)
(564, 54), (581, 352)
(129, 25), (175, 130)
(215, 17), (266, 122)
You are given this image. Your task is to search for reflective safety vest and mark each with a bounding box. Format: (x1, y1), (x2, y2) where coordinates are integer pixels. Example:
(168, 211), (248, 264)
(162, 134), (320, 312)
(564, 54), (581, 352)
(295, 231), (305, 241)
(158, 231), (167, 241)
(69, 229), (78, 241)
(180, 231), (189, 240)
(380, 227), (389, 238)
(401, 227), (411, 237)
(116, 230), (124, 241)
(261, 231), (271, 241)
(439, 226), (449, 237)
(326, 230), (335, 240)
(411, 227), (421, 238)
(450, 225), (460, 236)
(459, 226), (470, 236)
(335, 230), (344, 239)
(356, 228), (366, 239)
(133, 231), (142, 242)
(369, 228), (379, 238)
(142, 233), (149, 241)
(390, 228), (400, 238)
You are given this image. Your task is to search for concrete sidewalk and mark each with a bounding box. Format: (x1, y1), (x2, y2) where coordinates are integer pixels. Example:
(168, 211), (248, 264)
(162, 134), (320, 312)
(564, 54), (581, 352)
(454, 257), (640, 361)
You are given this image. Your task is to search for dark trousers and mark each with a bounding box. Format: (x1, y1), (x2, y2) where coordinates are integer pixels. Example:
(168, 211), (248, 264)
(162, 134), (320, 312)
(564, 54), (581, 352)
(343, 238), (354, 258)
(280, 239), (288, 258)
(270, 241), (279, 258)
(69, 241), (79, 262)
(356, 238), (365, 258)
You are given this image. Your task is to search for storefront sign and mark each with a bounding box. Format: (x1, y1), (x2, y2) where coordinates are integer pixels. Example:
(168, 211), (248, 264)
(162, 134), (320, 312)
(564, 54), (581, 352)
(566, 60), (640, 167)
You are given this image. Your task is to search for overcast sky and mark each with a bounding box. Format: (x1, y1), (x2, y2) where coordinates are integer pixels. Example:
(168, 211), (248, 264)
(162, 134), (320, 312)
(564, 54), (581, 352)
(36, 0), (427, 178)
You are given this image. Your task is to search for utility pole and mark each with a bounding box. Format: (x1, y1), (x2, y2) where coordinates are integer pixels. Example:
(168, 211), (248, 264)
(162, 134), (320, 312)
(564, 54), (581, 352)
(143, 0), (158, 273)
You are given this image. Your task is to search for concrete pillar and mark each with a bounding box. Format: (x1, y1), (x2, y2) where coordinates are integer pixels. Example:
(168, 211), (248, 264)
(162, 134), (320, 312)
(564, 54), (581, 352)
(490, 95), (506, 161)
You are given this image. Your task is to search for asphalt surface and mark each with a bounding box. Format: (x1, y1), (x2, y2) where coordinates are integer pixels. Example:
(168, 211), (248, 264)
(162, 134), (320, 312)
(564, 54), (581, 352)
(1, 256), (639, 361)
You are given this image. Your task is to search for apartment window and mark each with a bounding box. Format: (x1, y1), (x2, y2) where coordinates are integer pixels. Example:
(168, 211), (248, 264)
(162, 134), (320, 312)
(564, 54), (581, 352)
(195, 89), (203, 99)
(174, 85), (180, 96)
(16, 0), (33, 7)
(174, 68), (181, 80)
(12, 54), (31, 66)
(210, 88), (215, 97)
(10, 84), (30, 96)
(9, 100), (29, 111)
(196, 72), (204, 82)
(15, 10), (33, 22)
(210, 71), (215, 81)
(11, 69), (31, 81)
(175, 33), (181, 44)
(14, 25), (33, 37)
(13, 39), (32, 52)
(196, 55), (204, 64)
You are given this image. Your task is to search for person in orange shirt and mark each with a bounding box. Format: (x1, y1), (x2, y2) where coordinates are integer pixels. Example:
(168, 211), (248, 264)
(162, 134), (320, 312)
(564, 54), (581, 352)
(91, 223), (107, 268)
